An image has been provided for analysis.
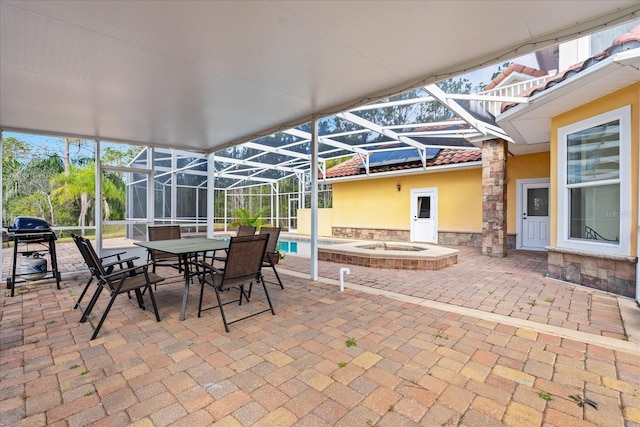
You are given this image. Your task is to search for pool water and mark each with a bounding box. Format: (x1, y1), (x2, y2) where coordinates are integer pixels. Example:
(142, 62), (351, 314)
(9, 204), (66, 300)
(277, 239), (337, 257)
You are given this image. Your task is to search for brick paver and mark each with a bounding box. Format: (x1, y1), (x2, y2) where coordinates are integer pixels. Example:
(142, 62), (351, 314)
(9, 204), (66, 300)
(1, 239), (639, 426)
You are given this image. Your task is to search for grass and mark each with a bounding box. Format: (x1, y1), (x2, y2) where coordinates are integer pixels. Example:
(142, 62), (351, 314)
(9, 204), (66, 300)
(337, 362), (347, 368)
(539, 391), (552, 401)
(345, 337), (357, 348)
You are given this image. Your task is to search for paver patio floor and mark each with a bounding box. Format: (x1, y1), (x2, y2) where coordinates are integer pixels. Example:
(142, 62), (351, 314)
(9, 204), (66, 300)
(1, 241), (639, 426)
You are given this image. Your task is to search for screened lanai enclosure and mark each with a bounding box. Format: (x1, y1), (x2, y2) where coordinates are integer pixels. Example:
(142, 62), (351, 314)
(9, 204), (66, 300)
(126, 146), (332, 238)
(122, 81), (512, 241)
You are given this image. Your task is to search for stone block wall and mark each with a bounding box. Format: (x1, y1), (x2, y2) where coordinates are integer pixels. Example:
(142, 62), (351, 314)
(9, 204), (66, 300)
(439, 231), (516, 249)
(332, 227), (409, 241)
(332, 227), (516, 248)
(547, 248), (636, 298)
(482, 139), (507, 257)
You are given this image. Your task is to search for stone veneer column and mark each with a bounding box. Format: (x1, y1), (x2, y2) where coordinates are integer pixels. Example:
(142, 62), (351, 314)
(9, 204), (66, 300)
(482, 139), (507, 257)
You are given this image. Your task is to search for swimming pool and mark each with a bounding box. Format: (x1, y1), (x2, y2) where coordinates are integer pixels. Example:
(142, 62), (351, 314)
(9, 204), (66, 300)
(278, 239), (336, 257)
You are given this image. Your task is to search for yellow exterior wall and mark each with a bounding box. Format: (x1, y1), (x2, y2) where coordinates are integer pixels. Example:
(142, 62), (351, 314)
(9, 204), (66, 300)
(296, 208), (333, 236)
(506, 152), (550, 233)
(549, 83), (640, 255)
(332, 167), (483, 232)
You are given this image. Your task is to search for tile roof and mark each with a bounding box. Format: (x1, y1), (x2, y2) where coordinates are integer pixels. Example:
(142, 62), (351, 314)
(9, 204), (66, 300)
(501, 24), (640, 113)
(323, 148), (482, 179)
(482, 63), (548, 91)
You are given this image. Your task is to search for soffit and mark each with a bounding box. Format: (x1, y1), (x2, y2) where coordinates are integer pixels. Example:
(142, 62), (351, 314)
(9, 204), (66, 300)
(2, 0), (639, 153)
(497, 48), (640, 144)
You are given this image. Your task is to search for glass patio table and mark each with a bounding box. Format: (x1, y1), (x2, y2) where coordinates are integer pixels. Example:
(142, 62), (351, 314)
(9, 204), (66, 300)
(135, 237), (229, 320)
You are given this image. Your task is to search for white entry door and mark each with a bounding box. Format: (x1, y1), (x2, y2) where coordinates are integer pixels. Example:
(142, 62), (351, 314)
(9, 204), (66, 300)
(519, 180), (550, 250)
(411, 188), (437, 243)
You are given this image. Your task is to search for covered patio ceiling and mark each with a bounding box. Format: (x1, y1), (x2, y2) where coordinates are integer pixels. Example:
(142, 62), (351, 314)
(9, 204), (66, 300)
(2, 1), (640, 154)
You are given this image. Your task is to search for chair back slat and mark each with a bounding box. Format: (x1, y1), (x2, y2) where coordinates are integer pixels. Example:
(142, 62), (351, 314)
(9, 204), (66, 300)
(79, 237), (108, 278)
(236, 225), (256, 236)
(258, 227), (281, 256)
(148, 225), (182, 264)
(222, 234), (268, 286)
(149, 225), (181, 241)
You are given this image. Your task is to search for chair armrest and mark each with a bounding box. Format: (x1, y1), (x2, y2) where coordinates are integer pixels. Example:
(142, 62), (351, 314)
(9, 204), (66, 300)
(102, 256), (139, 269)
(98, 251), (127, 261)
(199, 261), (224, 275)
(101, 262), (153, 279)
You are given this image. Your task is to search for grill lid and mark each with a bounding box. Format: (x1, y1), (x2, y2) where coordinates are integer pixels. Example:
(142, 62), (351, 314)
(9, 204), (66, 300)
(9, 216), (51, 232)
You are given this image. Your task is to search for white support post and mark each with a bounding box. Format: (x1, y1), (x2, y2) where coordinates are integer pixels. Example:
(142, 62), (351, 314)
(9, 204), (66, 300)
(224, 189), (228, 232)
(171, 149), (177, 224)
(310, 120), (319, 280)
(95, 140), (103, 256)
(148, 147), (155, 230)
(276, 181), (280, 228)
(207, 153), (215, 238)
(0, 129), (3, 283)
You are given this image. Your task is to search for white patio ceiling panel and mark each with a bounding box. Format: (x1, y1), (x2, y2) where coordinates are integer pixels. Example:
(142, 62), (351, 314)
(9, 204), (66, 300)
(2, 0), (639, 155)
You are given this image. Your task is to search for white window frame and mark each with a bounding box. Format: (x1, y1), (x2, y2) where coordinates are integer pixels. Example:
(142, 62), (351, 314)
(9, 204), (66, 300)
(557, 105), (631, 255)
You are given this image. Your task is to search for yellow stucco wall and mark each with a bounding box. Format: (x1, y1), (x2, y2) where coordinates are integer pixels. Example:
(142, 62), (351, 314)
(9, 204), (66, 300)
(296, 208), (334, 236)
(550, 83), (640, 255)
(506, 152), (550, 233)
(332, 167), (483, 232)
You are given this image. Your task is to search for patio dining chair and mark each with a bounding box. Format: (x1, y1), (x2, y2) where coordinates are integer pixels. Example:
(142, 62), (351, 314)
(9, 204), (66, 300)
(147, 224), (185, 274)
(236, 225), (257, 236)
(209, 225), (257, 264)
(71, 233), (139, 314)
(197, 234), (275, 332)
(258, 226), (284, 289)
(78, 236), (165, 340)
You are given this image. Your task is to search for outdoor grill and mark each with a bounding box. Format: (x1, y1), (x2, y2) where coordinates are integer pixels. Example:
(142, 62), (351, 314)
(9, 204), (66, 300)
(7, 216), (61, 296)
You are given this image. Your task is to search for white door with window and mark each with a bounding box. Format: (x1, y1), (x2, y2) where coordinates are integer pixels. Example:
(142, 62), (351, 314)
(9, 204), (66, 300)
(411, 188), (437, 243)
(517, 179), (550, 250)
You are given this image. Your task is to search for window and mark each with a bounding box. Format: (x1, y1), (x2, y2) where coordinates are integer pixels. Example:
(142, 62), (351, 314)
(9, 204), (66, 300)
(557, 106), (630, 255)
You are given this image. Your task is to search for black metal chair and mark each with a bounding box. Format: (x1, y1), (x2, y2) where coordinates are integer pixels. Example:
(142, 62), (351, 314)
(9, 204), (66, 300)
(197, 234), (275, 332)
(148, 224), (184, 273)
(258, 226), (284, 289)
(71, 233), (139, 313)
(209, 225), (257, 264)
(77, 236), (164, 340)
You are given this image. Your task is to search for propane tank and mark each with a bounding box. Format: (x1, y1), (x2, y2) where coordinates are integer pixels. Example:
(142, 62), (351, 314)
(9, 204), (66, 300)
(20, 253), (48, 281)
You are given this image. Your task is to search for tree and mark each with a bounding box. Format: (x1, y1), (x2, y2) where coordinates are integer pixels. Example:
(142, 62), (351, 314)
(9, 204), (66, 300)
(51, 162), (121, 230)
(2, 137), (64, 224)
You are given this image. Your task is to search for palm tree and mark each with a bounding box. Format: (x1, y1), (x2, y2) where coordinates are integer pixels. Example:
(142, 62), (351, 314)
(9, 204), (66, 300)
(52, 162), (121, 232)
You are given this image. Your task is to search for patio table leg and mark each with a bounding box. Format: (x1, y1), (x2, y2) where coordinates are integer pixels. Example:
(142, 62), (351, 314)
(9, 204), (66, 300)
(179, 253), (191, 321)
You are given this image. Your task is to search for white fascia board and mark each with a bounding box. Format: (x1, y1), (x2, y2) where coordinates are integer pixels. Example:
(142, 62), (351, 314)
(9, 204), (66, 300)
(497, 49), (640, 132)
(325, 161), (482, 184)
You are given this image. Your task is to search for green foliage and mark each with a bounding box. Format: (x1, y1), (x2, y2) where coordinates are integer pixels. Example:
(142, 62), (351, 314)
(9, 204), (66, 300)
(539, 391), (552, 401)
(345, 337), (357, 348)
(231, 206), (269, 229)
